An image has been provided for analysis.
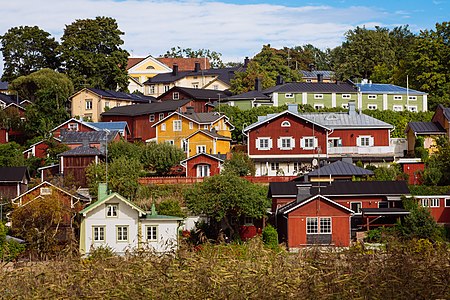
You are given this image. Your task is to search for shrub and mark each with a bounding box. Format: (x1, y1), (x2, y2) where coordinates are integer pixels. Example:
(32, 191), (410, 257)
(262, 225), (279, 250)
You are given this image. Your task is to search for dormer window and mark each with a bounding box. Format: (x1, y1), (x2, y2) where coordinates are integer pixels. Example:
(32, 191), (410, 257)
(281, 121), (291, 127)
(40, 187), (52, 195)
(68, 123), (79, 131)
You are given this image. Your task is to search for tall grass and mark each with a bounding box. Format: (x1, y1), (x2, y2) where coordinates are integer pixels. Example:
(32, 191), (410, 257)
(1, 239), (449, 299)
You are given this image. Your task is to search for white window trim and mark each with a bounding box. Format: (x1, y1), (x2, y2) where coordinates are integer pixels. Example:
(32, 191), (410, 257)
(342, 94), (351, 99)
(277, 137), (295, 150)
(85, 100), (93, 110)
(40, 187), (52, 195)
(368, 94), (377, 99)
(281, 121), (291, 127)
(350, 202), (362, 214)
(300, 136), (318, 150)
(106, 204), (118, 218)
(445, 198), (450, 207)
(149, 114), (155, 122)
(393, 105), (403, 112)
(314, 94), (323, 99)
(367, 104), (377, 110)
(306, 217), (332, 234)
(159, 113), (164, 121)
(173, 92), (180, 100)
(393, 95), (403, 100)
(116, 225), (129, 242)
(285, 93), (294, 99)
(357, 135), (374, 147)
(256, 137), (272, 150)
(341, 104), (349, 109)
(197, 164), (210, 177)
(146, 225), (158, 241)
(93, 226), (105, 243)
(408, 95), (417, 101)
(196, 145), (207, 154)
(328, 138), (342, 147)
(173, 120), (182, 131)
(161, 123), (166, 131)
(314, 104), (324, 109)
(189, 122), (193, 129)
(407, 105), (418, 112)
(68, 123), (79, 131)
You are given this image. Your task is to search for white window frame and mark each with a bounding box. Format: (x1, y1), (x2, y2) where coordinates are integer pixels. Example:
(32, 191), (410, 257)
(328, 138), (342, 147)
(40, 187), (52, 195)
(278, 137), (294, 150)
(357, 135), (373, 147)
(407, 106), (418, 112)
(285, 93), (294, 99)
(314, 94), (323, 99)
(368, 94), (377, 99)
(85, 100), (93, 110)
(300, 136), (318, 150)
(104, 101), (109, 109)
(445, 198), (450, 207)
(422, 198), (439, 208)
(408, 95), (417, 101)
(116, 226), (129, 242)
(367, 104), (377, 110)
(93, 226), (105, 242)
(393, 105), (403, 112)
(149, 85), (155, 94)
(341, 103), (349, 109)
(173, 120), (182, 131)
(393, 95), (403, 100)
(189, 122), (193, 129)
(256, 137), (272, 150)
(350, 202), (362, 214)
(203, 125), (208, 130)
(319, 217), (332, 234)
(306, 217), (332, 234)
(197, 164), (210, 177)
(314, 103), (324, 109)
(281, 121), (291, 127)
(106, 204), (118, 217)
(192, 83), (199, 89)
(146, 225), (158, 241)
(164, 85), (170, 92)
(342, 94), (351, 99)
(173, 92), (180, 100)
(161, 123), (166, 131)
(149, 114), (155, 122)
(159, 113), (164, 120)
(196, 145), (206, 154)
(68, 123), (79, 131)
(270, 162), (279, 171)
(166, 140), (174, 145)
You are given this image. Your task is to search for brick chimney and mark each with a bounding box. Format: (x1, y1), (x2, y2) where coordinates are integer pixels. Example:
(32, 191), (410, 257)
(194, 62), (201, 72)
(254, 78), (262, 91)
(172, 64), (178, 76)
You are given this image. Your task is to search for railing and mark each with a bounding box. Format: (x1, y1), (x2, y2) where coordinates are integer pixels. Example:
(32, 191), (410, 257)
(328, 146), (395, 155)
(138, 175), (298, 185)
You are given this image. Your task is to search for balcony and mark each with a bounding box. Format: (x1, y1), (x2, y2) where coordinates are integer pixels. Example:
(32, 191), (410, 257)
(328, 146), (395, 156)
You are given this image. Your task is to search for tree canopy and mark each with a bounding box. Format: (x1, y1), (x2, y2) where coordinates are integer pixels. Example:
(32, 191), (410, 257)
(59, 16), (129, 91)
(0, 26), (60, 82)
(162, 46), (224, 68)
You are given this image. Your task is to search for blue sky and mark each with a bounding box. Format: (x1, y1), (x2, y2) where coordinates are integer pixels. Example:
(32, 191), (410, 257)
(0, 0), (449, 76)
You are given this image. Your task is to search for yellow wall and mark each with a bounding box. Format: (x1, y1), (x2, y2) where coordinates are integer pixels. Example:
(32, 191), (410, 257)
(186, 131), (230, 157)
(128, 58), (172, 85)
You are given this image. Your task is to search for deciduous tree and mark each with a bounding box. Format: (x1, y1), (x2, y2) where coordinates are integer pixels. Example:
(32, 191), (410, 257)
(163, 46), (224, 68)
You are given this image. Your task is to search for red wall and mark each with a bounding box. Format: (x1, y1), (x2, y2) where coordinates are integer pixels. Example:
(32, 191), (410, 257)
(159, 93), (208, 113)
(52, 122), (94, 138)
(287, 197), (351, 247)
(248, 114), (328, 156)
(0, 129), (7, 143)
(34, 141), (50, 158)
(402, 163), (425, 185)
(330, 128), (390, 146)
(420, 198), (450, 224)
(186, 155), (221, 177)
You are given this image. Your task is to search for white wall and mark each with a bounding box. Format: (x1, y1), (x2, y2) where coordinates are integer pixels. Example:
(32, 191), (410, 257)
(140, 220), (179, 253)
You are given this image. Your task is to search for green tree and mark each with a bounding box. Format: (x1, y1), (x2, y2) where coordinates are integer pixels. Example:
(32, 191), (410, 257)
(222, 152), (256, 176)
(60, 16), (129, 91)
(0, 142), (25, 167)
(422, 136), (450, 185)
(162, 46), (224, 68)
(230, 60), (273, 94)
(141, 142), (185, 175)
(10, 68), (74, 137)
(107, 140), (143, 162)
(157, 199), (186, 218)
(185, 174), (269, 238)
(0, 222), (25, 262)
(0, 26), (60, 82)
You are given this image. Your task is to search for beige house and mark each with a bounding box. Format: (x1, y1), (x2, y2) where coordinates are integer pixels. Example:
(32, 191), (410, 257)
(126, 56), (172, 94)
(70, 88), (154, 122)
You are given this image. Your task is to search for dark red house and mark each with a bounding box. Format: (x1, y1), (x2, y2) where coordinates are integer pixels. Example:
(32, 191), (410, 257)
(101, 99), (192, 142)
(0, 166), (30, 200)
(51, 118), (98, 138)
(415, 195), (450, 224)
(157, 87), (231, 113)
(59, 145), (103, 187)
(180, 153), (225, 177)
(244, 102), (394, 177)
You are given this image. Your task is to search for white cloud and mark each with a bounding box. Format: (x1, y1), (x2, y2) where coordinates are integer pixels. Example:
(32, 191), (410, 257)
(0, 0), (394, 75)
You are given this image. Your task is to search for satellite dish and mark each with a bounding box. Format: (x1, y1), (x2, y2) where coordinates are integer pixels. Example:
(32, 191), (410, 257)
(312, 159), (318, 167)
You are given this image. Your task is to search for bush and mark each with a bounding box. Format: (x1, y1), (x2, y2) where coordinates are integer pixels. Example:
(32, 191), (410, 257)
(262, 225), (279, 250)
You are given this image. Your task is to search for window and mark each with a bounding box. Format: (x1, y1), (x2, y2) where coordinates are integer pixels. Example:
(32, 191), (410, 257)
(197, 145), (206, 153)
(278, 137), (294, 150)
(293, 162), (301, 172)
(40, 187), (52, 195)
(93, 226), (105, 242)
(281, 121), (291, 127)
(104, 101), (110, 109)
(189, 122), (193, 129)
(285, 93), (294, 98)
(85, 100), (93, 110)
(161, 123), (166, 131)
(173, 92), (180, 100)
(166, 140), (174, 145)
(257, 138), (272, 150)
(407, 106), (418, 112)
(117, 226), (128, 242)
(342, 94), (351, 99)
(116, 102), (121, 107)
(351, 202), (362, 214)
(314, 94), (323, 99)
(328, 138), (342, 147)
(306, 79), (312, 83)
(159, 113), (164, 121)
(173, 120), (182, 131)
(367, 104), (377, 110)
(307, 217), (332, 234)
(146, 225), (158, 241)
(394, 95), (403, 100)
(422, 198), (439, 207)
(341, 103), (349, 109)
(149, 114), (155, 122)
(182, 139), (188, 152)
(192, 83), (199, 89)
(164, 85), (170, 92)
(301, 137), (317, 150)
(68, 123), (79, 131)
(393, 105), (403, 112)
(270, 162), (279, 171)
(106, 204), (118, 217)
(197, 164), (210, 177)
(408, 96), (417, 101)
(149, 85), (155, 94)
(357, 136), (373, 147)
(314, 104), (324, 109)
(213, 85), (219, 90)
(445, 198), (450, 207)
(368, 94), (377, 99)
(203, 125), (209, 130)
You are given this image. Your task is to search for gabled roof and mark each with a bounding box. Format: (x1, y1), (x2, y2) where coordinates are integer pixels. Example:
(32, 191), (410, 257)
(70, 88), (155, 103)
(126, 57), (146, 70)
(263, 82), (357, 94)
(50, 118), (98, 133)
(58, 145), (103, 157)
(157, 86), (231, 101)
(300, 111), (393, 129)
(268, 181), (298, 198)
(180, 152), (226, 166)
(60, 130), (119, 144)
(301, 70), (334, 79)
(0, 93), (18, 105)
(305, 161), (374, 177)
(280, 194), (354, 215)
(156, 57), (210, 71)
(243, 110), (330, 133)
(80, 192), (146, 217)
(4, 102), (26, 111)
(101, 100), (191, 117)
(86, 121), (130, 134)
(0, 82), (8, 90)
(152, 111), (230, 127)
(225, 90), (271, 101)
(12, 181), (85, 205)
(356, 83), (426, 95)
(406, 122), (446, 135)
(185, 129), (232, 141)
(437, 104), (450, 121)
(0, 166), (30, 182)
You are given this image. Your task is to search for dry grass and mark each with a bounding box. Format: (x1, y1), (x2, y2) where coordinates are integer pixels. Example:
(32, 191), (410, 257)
(1, 239), (450, 299)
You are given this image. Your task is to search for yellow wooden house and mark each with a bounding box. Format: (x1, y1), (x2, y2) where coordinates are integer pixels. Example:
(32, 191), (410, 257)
(126, 56), (172, 94)
(152, 108), (234, 157)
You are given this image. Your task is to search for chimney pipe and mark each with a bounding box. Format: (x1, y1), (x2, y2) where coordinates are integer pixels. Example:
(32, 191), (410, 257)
(348, 101), (356, 116)
(172, 64), (178, 76)
(194, 62), (200, 72)
(317, 74), (323, 83)
(309, 63), (315, 72)
(276, 75), (284, 85)
(255, 78), (262, 91)
(244, 57), (249, 68)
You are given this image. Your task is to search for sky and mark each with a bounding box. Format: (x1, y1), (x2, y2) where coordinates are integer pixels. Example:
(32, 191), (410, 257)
(0, 0), (449, 76)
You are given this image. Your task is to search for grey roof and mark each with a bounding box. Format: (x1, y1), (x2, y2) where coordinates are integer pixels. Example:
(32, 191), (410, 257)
(194, 130), (231, 140)
(301, 70), (334, 79)
(225, 90), (271, 100)
(157, 87), (231, 100)
(0, 82), (8, 90)
(182, 111), (224, 123)
(60, 131), (119, 143)
(87, 88), (155, 103)
(361, 208), (410, 215)
(0, 93), (17, 105)
(144, 66), (241, 85)
(300, 111), (393, 129)
(438, 104), (450, 121)
(356, 83), (426, 95)
(101, 100), (191, 117)
(306, 161), (374, 177)
(59, 145), (103, 157)
(0, 167), (30, 182)
(407, 122), (446, 134)
(268, 182), (298, 197)
(263, 82), (357, 94)
(86, 122), (128, 132)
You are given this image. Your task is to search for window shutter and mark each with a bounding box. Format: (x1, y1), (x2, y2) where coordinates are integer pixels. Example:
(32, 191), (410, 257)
(369, 136), (374, 147)
(268, 139), (273, 149)
(277, 138), (282, 149)
(300, 138), (305, 148)
(356, 136), (361, 146)
(314, 137), (318, 148)
(290, 138), (295, 149)
(256, 138), (260, 150)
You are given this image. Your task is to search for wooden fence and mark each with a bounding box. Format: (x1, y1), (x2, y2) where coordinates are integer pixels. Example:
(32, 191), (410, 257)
(138, 176), (298, 185)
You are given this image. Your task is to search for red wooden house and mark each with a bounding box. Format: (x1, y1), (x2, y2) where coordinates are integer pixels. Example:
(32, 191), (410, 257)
(101, 99), (192, 142)
(180, 153), (225, 177)
(243, 102), (394, 177)
(0, 128), (7, 144)
(0, 167), (30, 200)
(414, 195), (450, 224)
